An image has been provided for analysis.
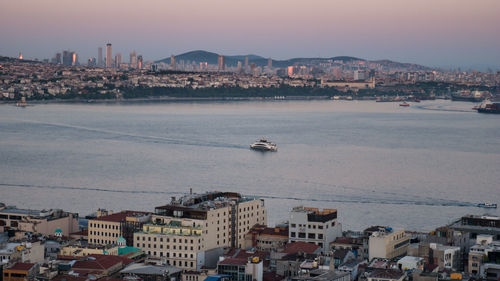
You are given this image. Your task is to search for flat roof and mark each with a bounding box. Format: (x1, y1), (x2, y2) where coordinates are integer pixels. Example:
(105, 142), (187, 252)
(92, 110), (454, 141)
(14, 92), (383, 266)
(0, 208), (41, 215)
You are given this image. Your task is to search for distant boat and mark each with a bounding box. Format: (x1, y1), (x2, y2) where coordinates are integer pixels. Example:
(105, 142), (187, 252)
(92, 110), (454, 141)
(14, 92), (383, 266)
(16, 97), (27, 108)
(477, 101), (500, 114)
(399, 102), (410, 107)
(477, 202), (497, 208)
(250, 138), (277, 152)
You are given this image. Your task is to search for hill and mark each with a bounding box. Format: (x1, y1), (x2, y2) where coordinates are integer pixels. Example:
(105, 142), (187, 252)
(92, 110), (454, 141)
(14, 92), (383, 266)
(156, 50), (430, 70)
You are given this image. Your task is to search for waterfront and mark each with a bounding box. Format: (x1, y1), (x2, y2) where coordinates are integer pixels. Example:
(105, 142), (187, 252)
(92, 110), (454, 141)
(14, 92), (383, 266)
(0, 100), (499, 231)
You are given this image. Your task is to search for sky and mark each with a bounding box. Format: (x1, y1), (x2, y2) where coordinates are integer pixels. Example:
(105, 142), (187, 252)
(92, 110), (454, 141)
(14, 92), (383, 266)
(1, 0), (499, 70)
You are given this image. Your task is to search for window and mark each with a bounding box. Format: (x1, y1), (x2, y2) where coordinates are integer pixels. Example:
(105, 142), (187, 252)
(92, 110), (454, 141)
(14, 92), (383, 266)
(291, 232), (296, 238)
(308, 233), (315, 239)
(318, 234), (323, 239)
(298, 232), (306, 238)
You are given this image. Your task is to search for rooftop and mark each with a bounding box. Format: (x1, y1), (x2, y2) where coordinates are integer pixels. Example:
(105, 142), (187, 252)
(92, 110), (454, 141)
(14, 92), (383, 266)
(7, 262), (36, 271)
(291, 206), (337, 223)
(92, 210), (149, 223)
(120, 262), (182, 276)
(282, 242), (320, 255)
(368, 269), (405, 280)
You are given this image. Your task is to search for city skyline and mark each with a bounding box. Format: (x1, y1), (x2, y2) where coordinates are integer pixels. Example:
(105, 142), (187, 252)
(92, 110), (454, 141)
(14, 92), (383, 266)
(1, 0), (499, 70)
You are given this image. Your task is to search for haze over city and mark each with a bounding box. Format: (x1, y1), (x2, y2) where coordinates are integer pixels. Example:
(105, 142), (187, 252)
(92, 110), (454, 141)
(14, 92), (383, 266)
(1, 0), (500, 70)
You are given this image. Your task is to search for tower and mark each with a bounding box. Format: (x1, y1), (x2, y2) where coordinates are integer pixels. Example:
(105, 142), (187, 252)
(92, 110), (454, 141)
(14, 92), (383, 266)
(98, 47), (103, 66)
(137, 55), (143, 69)
(267, 58), (272, 69)
(170, 55), (176, 70)
(105, 43), (112, 68)
(218, 55), (224, 72)
(115, 53), (122, 68)
(129, 51), (137, 69)
(244, 56), (249, 71)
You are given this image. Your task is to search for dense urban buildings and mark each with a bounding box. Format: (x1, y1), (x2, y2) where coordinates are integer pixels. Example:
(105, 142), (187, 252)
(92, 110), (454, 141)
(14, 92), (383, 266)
(1, 192), (500, 281)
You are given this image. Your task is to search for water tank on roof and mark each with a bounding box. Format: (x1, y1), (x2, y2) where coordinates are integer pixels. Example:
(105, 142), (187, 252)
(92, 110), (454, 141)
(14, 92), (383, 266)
(385, 227), (393, 232)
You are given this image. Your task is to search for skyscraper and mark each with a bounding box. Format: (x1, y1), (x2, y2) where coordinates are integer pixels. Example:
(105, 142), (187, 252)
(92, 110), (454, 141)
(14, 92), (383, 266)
(267, 58), (272, 69)
(55, 53), (61, 64)
(62, 51), (72, 66)
(218, 55), (224, 72)
(129, 51), (137, 69)
(170, 55), (176, 70)
(105, 43), (112, 68)
(98, 47), (103, 67)
(72, 52), (78, 66)
(137, 55), (143, 69)
(244, 56), (249, 71)
(237, 61), (242, 72)
(18, 53), (23, 60)
(115, 53), (122, 68)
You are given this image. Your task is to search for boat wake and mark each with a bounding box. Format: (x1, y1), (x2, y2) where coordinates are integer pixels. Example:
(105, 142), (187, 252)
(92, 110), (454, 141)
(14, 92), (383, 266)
(7, 119), (247, 149)
(0, 182), (480, 208)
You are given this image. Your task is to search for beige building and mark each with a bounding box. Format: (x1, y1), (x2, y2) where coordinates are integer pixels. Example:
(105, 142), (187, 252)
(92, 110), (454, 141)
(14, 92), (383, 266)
(88, 210), (150, 246)
(135, 191), (266, 270)
(0, 205), (78, 237)
(368, 228), (410, 261)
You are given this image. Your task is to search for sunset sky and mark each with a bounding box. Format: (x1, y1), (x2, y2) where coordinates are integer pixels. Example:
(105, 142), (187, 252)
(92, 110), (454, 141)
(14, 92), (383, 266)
(1, 0), (499, 69)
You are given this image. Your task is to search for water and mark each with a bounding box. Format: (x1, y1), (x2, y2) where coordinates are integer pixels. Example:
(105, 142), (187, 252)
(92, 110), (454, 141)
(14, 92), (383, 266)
(1, 100), (499, 231)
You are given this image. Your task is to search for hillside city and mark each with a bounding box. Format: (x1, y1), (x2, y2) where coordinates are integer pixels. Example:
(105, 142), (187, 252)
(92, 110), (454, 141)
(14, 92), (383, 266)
(1, 48), (499, 103)
(0, 191), (499, 281)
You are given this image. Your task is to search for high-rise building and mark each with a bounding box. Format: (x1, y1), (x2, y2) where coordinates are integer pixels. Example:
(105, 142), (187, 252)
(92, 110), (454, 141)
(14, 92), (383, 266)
(267, 58), (272, 69)
(218, 55), (224, 72)
(88, 58), (96, 67)
(72, 52), (78, 66)
(134, 191), (267, 270)
(171, 55), (176, 70)
(237, 61), (242, 72)
(244, 56), (249, 70)
(130, 51), (137, 69)
(18, 53), (23, 60)
(62, 51), (73, 66)
(98, 47), (103, 67)
(137, 55), (143, 69)
(115, 53), (122, 68)
(105, 43), (112, 68)
(55, 53), (62, 64)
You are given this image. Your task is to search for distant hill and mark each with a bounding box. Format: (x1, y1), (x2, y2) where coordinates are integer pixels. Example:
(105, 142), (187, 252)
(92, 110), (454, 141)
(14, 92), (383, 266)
(156, 50), (430, 70)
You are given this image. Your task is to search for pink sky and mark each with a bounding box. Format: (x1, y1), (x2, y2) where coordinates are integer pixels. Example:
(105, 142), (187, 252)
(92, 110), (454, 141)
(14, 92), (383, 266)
(1, 0), (499, 69)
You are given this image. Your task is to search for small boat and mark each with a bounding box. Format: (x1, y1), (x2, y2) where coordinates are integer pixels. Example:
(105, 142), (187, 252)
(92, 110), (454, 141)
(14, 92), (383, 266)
(16, 97), (27, 107)
(399, 102), (410, 107)
(477, 202), (497, 208)
(414, 98), (421, 103)
(250, 138), (277, 151)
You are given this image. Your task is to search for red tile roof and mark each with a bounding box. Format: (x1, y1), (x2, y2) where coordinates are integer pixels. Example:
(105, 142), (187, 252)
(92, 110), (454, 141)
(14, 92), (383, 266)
(72, 254), (132, 272)
(282, 242), (320, 254)
(8, 262), (36, 271)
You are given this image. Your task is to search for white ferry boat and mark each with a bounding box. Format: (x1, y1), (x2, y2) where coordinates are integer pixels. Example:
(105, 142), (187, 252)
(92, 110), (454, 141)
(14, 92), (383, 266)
(250, 138), (277, 151)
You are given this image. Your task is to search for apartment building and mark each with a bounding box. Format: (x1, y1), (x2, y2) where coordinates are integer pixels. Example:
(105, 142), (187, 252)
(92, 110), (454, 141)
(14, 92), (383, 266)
(88, 210), (150, 246)
(134, 191), (266, 270)
(0, 205), (78, 236)
(368, 228), (410, 261)
(288, 206), (342, 253)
